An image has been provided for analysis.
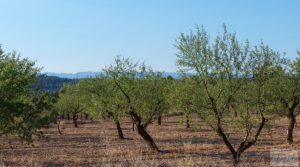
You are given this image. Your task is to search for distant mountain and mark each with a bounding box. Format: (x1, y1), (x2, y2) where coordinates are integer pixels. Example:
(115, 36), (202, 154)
(162, 72), (180, 79)
(45, 71), (181, 79)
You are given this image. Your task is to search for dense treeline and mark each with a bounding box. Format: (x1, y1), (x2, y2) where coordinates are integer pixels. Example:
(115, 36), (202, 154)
(35, 75), (76, 93)
(1, 25), (300, 166)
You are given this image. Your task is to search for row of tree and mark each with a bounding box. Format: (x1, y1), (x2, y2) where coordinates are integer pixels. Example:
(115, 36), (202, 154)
(54, 26), (300, 166)
(1, 25), (300, 166)
(55, 59), (170, 151)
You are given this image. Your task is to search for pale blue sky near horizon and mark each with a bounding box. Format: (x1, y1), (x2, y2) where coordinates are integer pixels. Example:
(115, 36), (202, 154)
(0, 0), (299, 73)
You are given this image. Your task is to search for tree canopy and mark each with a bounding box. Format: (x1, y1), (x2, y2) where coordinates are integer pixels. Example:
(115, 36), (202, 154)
(0, 47), (55, 142)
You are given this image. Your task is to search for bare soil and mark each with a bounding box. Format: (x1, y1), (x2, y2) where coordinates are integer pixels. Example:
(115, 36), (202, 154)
(1, 115), (300, 167)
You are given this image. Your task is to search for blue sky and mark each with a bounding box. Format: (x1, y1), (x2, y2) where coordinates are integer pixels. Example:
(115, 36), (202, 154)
(0, 0), (299, 73)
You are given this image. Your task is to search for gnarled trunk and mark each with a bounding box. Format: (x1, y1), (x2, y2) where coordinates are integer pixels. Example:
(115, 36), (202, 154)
(217, 114), (266, 167)
(115, 120), (124, 139)
(130, 112), (159, 152)
(232, 152), (241, 167)
(113, 79), (159, 152)
(136, 124), (159, 152)
(287, 110), (296, 143)
(281, 98), (299, 144)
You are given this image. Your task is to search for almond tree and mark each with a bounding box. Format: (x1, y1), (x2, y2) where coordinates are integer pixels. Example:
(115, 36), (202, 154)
(56, 83), (84, 128)
(272, 51), (300, 143)
(0, 47), (56, 142)
(168, 76), (200, 128)
(104, 57), (168, 152)
(79, 77), (126, 139)
(175, 25), (281, 166)
(155, 77), (171, 126)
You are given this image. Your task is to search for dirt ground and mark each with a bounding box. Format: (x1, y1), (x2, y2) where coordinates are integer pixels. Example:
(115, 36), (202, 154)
(0, 115), (300, 167)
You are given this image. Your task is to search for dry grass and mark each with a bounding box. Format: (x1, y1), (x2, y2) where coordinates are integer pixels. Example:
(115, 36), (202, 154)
(0, 115), (300, 166)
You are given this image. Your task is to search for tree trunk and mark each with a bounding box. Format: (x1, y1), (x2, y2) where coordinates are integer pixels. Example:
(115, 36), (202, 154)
(158, 116), (162, 125)
(132, 123), (135, 131)
(232, 152), (241, 167)
(129, 111), (159, 152)
(57, 118), (62, 135)
(80, 113), (83, 124)
(85, 113), (89, 120)
(115, 120), (124, 139)
(67, 113), (70, 120)
(72, 113), (78, 128)
(136, 124), (159, 152)
(186, 115), (190, 128)
(287, 110), (296, 143)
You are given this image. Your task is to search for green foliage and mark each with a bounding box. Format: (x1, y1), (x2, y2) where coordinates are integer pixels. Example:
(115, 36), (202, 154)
(104, 56), (169, 125)
(78, 76), (126, 120)
(175, 24), (253, 128)
(271, 51), (300, 116)
(168, 76), (201, 116)
(174, 25), (285, 163)
(55, 83), (84, 116)
(0, 47), (56, 142)
(134, 71), (169, 122)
